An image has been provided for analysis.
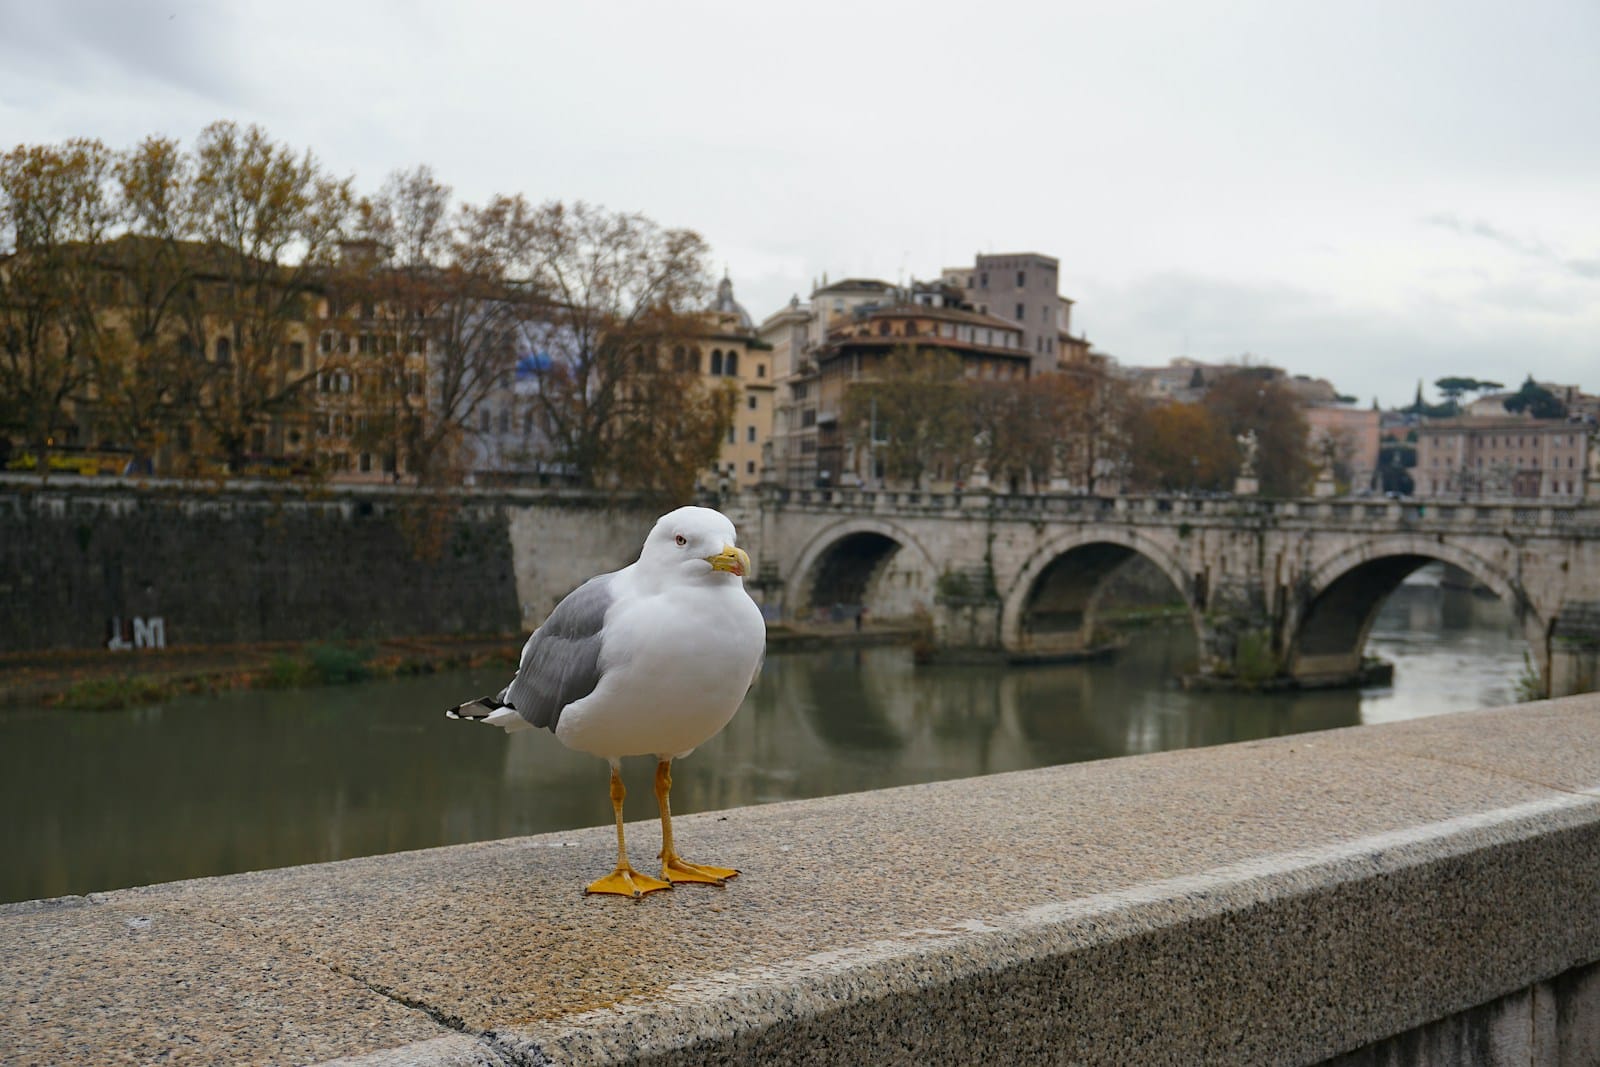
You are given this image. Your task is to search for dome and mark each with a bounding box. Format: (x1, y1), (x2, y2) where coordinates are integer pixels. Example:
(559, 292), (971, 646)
(710, 274), (754, 330)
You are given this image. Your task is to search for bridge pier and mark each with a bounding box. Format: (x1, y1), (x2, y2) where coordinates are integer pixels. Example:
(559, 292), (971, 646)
(1550, 603), (1600, 698)
(1193, 577), (1281, 687)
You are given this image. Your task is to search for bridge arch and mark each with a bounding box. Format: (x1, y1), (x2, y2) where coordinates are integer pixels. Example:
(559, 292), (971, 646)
(1286, 535), (1547, 688)
(785, 517), (941, 622)
(1000, 529), (1201, 659)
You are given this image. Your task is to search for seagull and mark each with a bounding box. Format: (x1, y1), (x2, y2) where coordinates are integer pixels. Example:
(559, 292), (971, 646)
(447, 506), (765, 898)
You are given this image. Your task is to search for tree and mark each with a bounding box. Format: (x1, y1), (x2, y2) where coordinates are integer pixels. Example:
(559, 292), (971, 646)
(1201, 369), (1313, 497)
(1503, 375), (1567, 420)
(1053, 360), (1134, 493)
(612, 329), (739, 499)
(1403, 379), (1457, 419)
(184, 121), (353, 470)
(92, 136), (205, 473)
(0, 138), (118, 475)
(333, 165), (468, 484)
(520, 200), (729, 494)
(1435, 376), (1503, 404)
(1377, 438), (1415, 495)
(843, 347), (967, 489)
(970, 377), (1055, 493)
(1125, 400), (1234, 492)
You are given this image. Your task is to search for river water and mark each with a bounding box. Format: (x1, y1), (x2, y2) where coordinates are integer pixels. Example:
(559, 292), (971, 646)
(0, 569), (1529, 905)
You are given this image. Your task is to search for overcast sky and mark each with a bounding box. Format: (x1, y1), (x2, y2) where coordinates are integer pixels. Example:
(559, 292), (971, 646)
(2, 0), (1595, 407)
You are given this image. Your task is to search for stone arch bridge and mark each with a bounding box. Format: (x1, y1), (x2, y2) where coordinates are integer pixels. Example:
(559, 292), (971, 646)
(732, 488), (1600, 698)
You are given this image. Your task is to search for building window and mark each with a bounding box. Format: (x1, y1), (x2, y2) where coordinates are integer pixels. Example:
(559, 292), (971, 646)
(320, 332), (334, 354)
(793, 383), (808, 400)
(725, 352), (738, 376)
(979, 272), (988, 288)
(726, 428), (735, 444)
(215, 337), (231, 364)
(1017, 271), (1025, 287)
(747, 426), (756, 443)
(746, 461), (756, 475)
(756, 363), (766, 378)
(1015, 304), (1025, 320)
(288, 342), (305, 370)
(747, 396), (757, 410)
(711, 350), (724, 375)
(801, 408), (816, 428)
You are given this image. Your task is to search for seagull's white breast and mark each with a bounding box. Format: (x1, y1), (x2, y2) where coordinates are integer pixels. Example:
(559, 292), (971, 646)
(554, 571), (764, 760)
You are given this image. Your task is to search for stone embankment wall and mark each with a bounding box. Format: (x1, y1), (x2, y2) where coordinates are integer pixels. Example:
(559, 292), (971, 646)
(0, 479), (661, 653)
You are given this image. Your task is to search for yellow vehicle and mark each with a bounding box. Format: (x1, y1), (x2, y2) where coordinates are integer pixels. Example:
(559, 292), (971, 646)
(5, 447), (134, 476)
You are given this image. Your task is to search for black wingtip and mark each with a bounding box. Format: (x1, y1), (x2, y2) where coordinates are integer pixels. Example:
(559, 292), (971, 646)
(445, 696), (506, 721)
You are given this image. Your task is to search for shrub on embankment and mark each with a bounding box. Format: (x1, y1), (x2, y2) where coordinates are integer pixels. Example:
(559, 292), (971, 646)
(48, 639), (519, 710)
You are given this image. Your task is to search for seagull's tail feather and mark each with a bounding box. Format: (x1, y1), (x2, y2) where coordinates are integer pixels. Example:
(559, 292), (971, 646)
(445, 696), (535, 733)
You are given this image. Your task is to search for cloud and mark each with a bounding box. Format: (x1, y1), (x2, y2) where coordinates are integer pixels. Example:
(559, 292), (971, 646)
(1081, 270), (1598, 408)
(0, 0), (241, 107)
(1424, 211), (1600, 284)
(1567, 258), (1600, 280)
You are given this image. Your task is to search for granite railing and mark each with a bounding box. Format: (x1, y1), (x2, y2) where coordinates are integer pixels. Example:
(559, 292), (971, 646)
(4, 695), (1598, 1065)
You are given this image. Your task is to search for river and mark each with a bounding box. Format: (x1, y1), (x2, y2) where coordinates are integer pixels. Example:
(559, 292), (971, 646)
(0, 566), (1530, 905)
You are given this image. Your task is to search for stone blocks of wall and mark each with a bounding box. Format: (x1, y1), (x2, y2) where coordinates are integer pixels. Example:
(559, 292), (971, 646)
(0, 484), (520, 651)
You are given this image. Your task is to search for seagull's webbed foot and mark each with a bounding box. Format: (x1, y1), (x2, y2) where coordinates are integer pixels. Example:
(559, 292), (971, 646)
(586, 863), (672, 899)
(661, 851), (738, 886)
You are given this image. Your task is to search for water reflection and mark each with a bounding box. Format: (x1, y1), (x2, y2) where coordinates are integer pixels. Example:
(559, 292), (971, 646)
(0, 571), (1528, 904)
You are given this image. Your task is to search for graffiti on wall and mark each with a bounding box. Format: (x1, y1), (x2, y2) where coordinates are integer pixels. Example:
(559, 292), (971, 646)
(107, 616), (166, 651)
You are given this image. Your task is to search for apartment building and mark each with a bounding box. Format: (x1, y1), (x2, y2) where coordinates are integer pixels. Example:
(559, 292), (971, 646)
(1415, 417), (1588, 500)
(810, 301), (1029, 488)
(698, 275), (775, 490)
(762, 277), (900, 490)
(940, 252), (1089, 375)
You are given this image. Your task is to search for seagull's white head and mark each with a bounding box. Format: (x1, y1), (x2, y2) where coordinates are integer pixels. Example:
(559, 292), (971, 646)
(638, 506), (749, 583)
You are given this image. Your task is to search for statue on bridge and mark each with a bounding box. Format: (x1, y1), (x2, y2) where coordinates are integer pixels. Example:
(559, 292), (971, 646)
(1235, 430), (1260, 496)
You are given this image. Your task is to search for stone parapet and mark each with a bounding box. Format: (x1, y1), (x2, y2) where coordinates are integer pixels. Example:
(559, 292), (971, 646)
(4, 695), (1599, 1065)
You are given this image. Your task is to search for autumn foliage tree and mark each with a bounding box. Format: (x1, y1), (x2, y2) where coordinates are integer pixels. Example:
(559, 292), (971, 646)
(97, 135), (204, 470)
(520, 200), (731, 496)
(0, 138), (118, 473)
(184, 121), (353, 469)
(1126, 400), (1235, 492)
(843, 347), (969, 489)
(329, 166), (517, 486)
(1052, 361), (1133, 494)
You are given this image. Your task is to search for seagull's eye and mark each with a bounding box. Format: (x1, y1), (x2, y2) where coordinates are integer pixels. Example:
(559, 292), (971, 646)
(674, 534), (687, 547)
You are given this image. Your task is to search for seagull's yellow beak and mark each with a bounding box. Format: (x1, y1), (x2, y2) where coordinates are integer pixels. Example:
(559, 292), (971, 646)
(705, 544), (750, 577)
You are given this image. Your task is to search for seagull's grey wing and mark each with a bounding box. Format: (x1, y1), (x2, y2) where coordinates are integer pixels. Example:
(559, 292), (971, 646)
(500, 573), (615, 732)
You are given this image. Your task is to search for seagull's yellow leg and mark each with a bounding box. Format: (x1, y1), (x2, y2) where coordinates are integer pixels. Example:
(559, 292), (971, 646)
(656, 759), (738, 886)
(586, 763), (671, 898)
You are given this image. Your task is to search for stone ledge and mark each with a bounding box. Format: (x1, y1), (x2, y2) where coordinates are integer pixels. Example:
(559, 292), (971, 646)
(3, 695), (1598, 1066)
